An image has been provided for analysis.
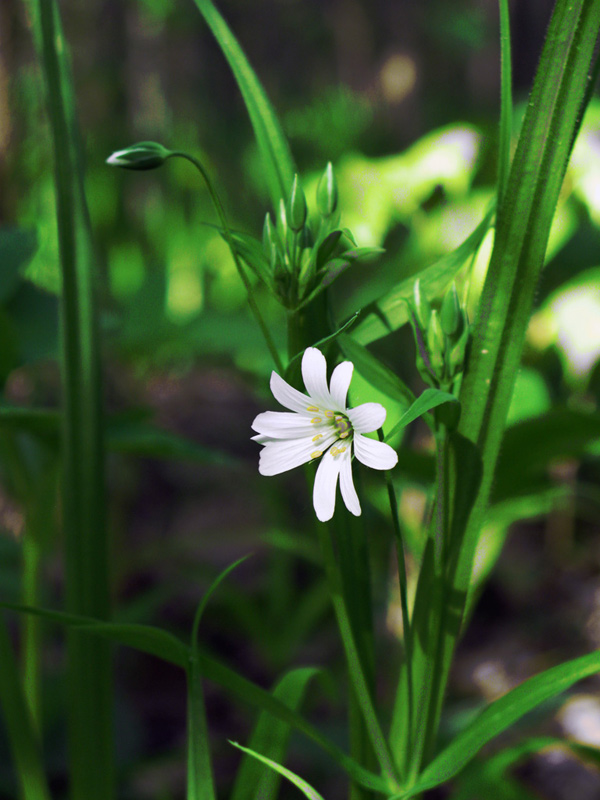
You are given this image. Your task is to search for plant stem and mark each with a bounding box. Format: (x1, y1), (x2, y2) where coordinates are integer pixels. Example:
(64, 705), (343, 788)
(35, 2), (114, 797)
(170, 151), (284, 374)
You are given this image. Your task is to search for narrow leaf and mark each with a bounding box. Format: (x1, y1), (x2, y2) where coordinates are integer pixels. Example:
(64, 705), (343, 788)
(402, 650), (600, 797)
(385, 388), (458, 441)
(352, 207), (494, 344)
(230, 668), (321, 800)
(337, 334), (415, 407)
(230, 742), (326, 800)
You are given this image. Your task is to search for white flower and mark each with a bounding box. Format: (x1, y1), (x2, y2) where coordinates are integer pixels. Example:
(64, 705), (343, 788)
(252, 347), (398, 522)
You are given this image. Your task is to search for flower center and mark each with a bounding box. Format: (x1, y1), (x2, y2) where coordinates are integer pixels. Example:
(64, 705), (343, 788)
(333, 413), (352, 439)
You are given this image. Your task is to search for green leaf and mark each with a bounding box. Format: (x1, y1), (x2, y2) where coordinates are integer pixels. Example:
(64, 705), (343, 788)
(2, 604), (189, 669)
(230, 668), (321, 800)
(230, 742), (326, 800)
(399, 650), (600, 797)
(351, 207), (494, 345)
(337, 334), (414, 407)
(223, 229), (271, 286)
(385, 388), (458, 441)
(0, 228), (38, 303)
(197, 651), (389, 794)
(191, 0), (295, 210)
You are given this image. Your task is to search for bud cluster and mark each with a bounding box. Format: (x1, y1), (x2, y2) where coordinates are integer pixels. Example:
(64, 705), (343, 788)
(407, 279), (470, 391)
(230, 164), (382, 310)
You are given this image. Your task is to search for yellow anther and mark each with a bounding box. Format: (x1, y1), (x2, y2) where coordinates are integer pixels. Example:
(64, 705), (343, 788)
(310, 417), (321, 424)
(324, 410), (334, 418)
(312, 434), (323, 442)
(311, 450), (323, 459)
(339, 431), (349, 438)
(330, 446), (339, 456)
(307, 405), (320, 413)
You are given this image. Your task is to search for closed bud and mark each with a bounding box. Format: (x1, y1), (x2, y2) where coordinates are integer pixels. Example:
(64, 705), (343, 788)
(413, 279), (431, 330)
(427, 310), (445, 372)
(317, 162), (338, 216)
(262, 213), (276, 256)
(287, 174), (307, 232)
(440, 282), (463, 339)
(106, 141), (171, 170)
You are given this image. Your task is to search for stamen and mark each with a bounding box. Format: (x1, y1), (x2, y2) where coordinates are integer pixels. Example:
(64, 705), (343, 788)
(339, 431), (349, 438)
(311, 450), (323, 459)
(310, 417), (321, 424)
(324, 410), (334, 418)
(330, 446), (339, 456)
(312, 434), (323, 442)
(307, 405), (320, 413)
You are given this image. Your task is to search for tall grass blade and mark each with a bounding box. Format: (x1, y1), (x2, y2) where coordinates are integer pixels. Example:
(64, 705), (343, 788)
(33, 2), (113, 797)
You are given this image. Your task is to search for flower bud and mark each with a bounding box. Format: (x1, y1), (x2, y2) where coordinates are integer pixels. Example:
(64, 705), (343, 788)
(287, 174), (308, 232)
(106, 141), (171, 170)
(440, 282), (464, 339)
(262, 212), (277, 256)
(317, 162), (338, 217)
(427, 310), (445, 375)
(412, 278), (431, 330)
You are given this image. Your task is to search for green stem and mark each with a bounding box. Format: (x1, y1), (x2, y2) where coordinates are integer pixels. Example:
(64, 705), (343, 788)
(378, 429), (414, 773)
(315, 522), (401, 794)
(35, 2), (114, 798)
(169, 151), (284, 374)
(497, 0), (513, 203)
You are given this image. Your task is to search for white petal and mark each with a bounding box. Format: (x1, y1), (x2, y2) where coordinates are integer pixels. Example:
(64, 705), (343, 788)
(252, 411), (325, 440)
(339, 448), (361, 516)
(258, 437), (313, 476)
(301, 348), (333, 408)
(313, 448), (343, 522)
(346, 402), (387, 433)
(270, 371), (313, 413)
(353, 433), (398, 470)
(329, 361), (353, 410)
(258, 432), (337, 476)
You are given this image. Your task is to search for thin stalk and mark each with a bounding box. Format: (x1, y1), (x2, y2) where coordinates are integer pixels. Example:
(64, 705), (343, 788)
(35, 2), (113, 798)
(315, 522), (401, 794)
(378, 429), (414, 770)
(22, 534), (42, 730)
(169, 151), (284, 374)
(497, 0), (513, 203)
(0, 615), (51, 800)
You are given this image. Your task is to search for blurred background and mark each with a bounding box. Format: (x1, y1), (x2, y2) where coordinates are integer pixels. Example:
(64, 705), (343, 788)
(2, 0), (600, 797)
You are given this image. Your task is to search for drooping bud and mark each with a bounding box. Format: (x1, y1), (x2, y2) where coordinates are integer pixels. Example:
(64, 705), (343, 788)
(440, 282), (463, 339)
(106, 141), (171, 170)
(317, 162), (338, 217)
(287, 174), (308, 232)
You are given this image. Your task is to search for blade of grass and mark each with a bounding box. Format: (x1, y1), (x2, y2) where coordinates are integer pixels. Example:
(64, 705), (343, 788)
(33, 2), (113, 798)
(230, 668), (321, 800)
(3, 603), (390, 794)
